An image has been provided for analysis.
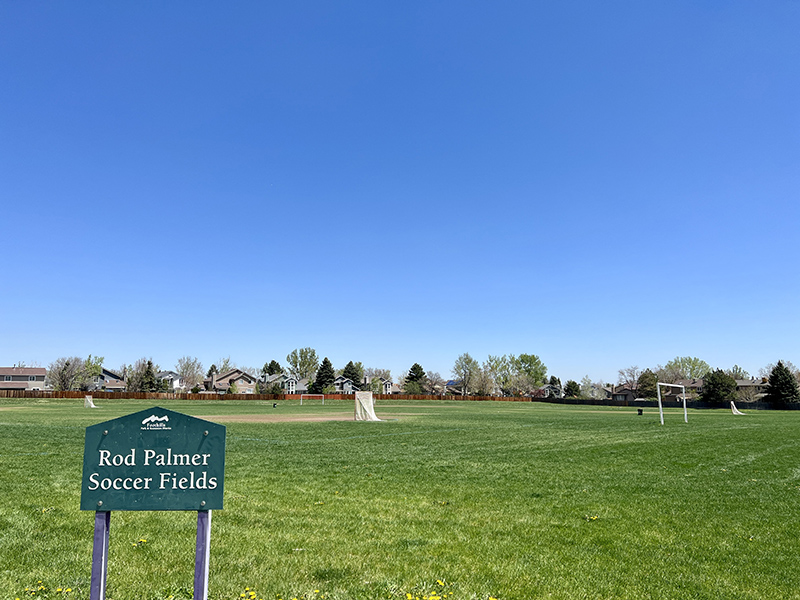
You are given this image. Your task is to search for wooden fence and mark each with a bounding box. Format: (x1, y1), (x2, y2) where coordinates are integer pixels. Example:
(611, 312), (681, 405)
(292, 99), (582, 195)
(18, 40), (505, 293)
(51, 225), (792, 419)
(0, 390), (522, 402)
(1, 389), (796, 409)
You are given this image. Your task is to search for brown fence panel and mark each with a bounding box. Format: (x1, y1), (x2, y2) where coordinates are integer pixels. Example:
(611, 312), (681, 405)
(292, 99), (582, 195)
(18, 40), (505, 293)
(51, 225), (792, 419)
(2, 390), (796, 410)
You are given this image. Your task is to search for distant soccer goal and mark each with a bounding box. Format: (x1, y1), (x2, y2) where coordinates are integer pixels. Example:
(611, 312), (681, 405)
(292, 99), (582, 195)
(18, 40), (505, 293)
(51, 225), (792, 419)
(354, 391), (382, 421)
(84, 395), (98, 409)
(300, 394), (325, 406)
(731, 401), (746, 415)
(656, 383), (687, 425)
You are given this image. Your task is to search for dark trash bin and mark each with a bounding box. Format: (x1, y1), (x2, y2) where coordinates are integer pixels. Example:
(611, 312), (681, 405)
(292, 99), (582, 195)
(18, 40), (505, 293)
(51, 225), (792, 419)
(637, 408), (643, 415)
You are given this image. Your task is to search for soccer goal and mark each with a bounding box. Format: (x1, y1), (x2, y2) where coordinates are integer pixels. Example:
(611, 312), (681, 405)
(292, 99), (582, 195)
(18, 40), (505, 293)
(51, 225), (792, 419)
(656, 383), (687, 425)
(84, 395), (98, 409)
(731, 401), (746, 415)
(354, 391), (382, 421)
(300, 394), (325, 405)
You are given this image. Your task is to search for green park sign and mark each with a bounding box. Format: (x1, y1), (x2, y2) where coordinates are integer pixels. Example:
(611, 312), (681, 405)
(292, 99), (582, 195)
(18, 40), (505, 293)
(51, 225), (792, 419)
(81, 407), (226, 512)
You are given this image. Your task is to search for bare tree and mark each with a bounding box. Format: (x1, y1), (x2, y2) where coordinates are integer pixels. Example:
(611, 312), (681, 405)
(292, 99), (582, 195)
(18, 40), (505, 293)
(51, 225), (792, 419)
(736, 385), (761, 404)
(425, 371), (445, 395)
(364, 367), (392, 382)
(176, 356), (204, 391)
(452, 353), (480, 396)
(126, 357), (161, 392)
(216, 356), (235, 374)
(472, 364), (495, 396)
(47, 357), (84, 391)
(47, 355), (103, 391)
(617, 366), (642, 392)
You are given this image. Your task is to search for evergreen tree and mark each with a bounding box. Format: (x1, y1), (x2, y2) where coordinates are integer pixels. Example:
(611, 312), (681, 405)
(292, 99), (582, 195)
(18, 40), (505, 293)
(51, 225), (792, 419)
(265, 360), (283, 375)
(259, 360), (284, 392)
(700, 369), (737, 403)
(636, 369), (658, 398)
(142, 360), (158, 392)
(342, 361), (363, 390)
(207, 364), (218, 378)
(765, 361), (800, 404)
(405, 363), (427, 394)
(310, 357), (335, 394)
(564, 380), (581, 398)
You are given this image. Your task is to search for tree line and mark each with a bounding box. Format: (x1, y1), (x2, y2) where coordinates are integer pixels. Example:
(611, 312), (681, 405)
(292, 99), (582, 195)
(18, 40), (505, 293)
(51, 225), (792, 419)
(42, 351), (800, 404)
(615, 356), (800, 405)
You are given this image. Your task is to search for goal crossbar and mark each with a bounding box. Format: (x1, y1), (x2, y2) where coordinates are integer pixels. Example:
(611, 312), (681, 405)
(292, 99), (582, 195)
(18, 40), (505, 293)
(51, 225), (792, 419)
(300, 394), (325, 406)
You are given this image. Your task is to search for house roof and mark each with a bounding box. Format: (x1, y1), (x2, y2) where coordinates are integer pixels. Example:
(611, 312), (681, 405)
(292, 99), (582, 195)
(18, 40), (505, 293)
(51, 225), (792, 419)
(204, 368), (257, 390)
(735, 379), (768, 388)
(205, 369), (256, 385)
(101, 367), (124, 380)
(0, 367), (46, 376)
(0, 381), (30, 389)
(674, 379), (704, 388)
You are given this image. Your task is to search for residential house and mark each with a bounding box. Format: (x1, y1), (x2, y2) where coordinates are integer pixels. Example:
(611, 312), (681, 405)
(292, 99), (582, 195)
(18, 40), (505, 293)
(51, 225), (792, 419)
(444, 380), (464, 395)
(204, 369), (257, 394)
(539, 383), (564, 399)
(734, 377), (769, 401)
(0, 366), (46, 391)
(609, 384), (636, 402)
(96, 368), (126, 392)
(376, 377), (393, 394)
(157, 371), (184, 392)
(281, 375), (310, 395)
(333, 376), (356, 394)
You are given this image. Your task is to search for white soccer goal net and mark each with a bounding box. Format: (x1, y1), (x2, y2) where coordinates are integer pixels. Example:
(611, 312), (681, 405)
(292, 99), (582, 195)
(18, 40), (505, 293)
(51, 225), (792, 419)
(731, 401), (746, 415)
(300, 394), (325, 405)
(355, 391), (382, 421)
(84, 395), (98, 408)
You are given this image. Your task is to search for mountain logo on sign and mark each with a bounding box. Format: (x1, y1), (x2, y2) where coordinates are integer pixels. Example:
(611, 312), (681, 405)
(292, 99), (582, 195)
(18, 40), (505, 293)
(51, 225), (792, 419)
(141, 414), (171, 430)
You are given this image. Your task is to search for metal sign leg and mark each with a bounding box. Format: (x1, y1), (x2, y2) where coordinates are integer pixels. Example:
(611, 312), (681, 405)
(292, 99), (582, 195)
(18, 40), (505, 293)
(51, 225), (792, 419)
(194, 510), (212, 600)
(90, 511), (110, 600)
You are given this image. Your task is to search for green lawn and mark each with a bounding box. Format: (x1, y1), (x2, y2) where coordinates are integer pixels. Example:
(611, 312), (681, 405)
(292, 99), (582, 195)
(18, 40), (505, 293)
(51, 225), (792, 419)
(1, 397), (798, 600)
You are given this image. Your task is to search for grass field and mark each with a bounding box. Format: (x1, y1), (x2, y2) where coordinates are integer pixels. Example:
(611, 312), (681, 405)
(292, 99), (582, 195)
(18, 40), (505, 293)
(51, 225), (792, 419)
(1, 397), (799, 600)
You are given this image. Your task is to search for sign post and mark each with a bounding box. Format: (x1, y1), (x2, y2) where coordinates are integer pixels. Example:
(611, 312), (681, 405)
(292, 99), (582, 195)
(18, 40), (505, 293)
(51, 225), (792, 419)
(81, 407), (226, 600)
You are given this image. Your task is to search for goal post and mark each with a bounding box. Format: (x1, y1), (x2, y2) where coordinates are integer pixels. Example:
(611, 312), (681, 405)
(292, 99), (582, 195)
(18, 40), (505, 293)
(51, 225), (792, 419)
(354, 391), (382, 421)
(300, 394), (325, 405)
(656, 383), (687, 425)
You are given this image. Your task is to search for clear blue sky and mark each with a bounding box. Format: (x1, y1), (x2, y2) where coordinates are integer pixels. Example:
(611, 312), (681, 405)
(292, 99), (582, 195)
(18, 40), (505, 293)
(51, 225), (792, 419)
(2, 2), (798, 383)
